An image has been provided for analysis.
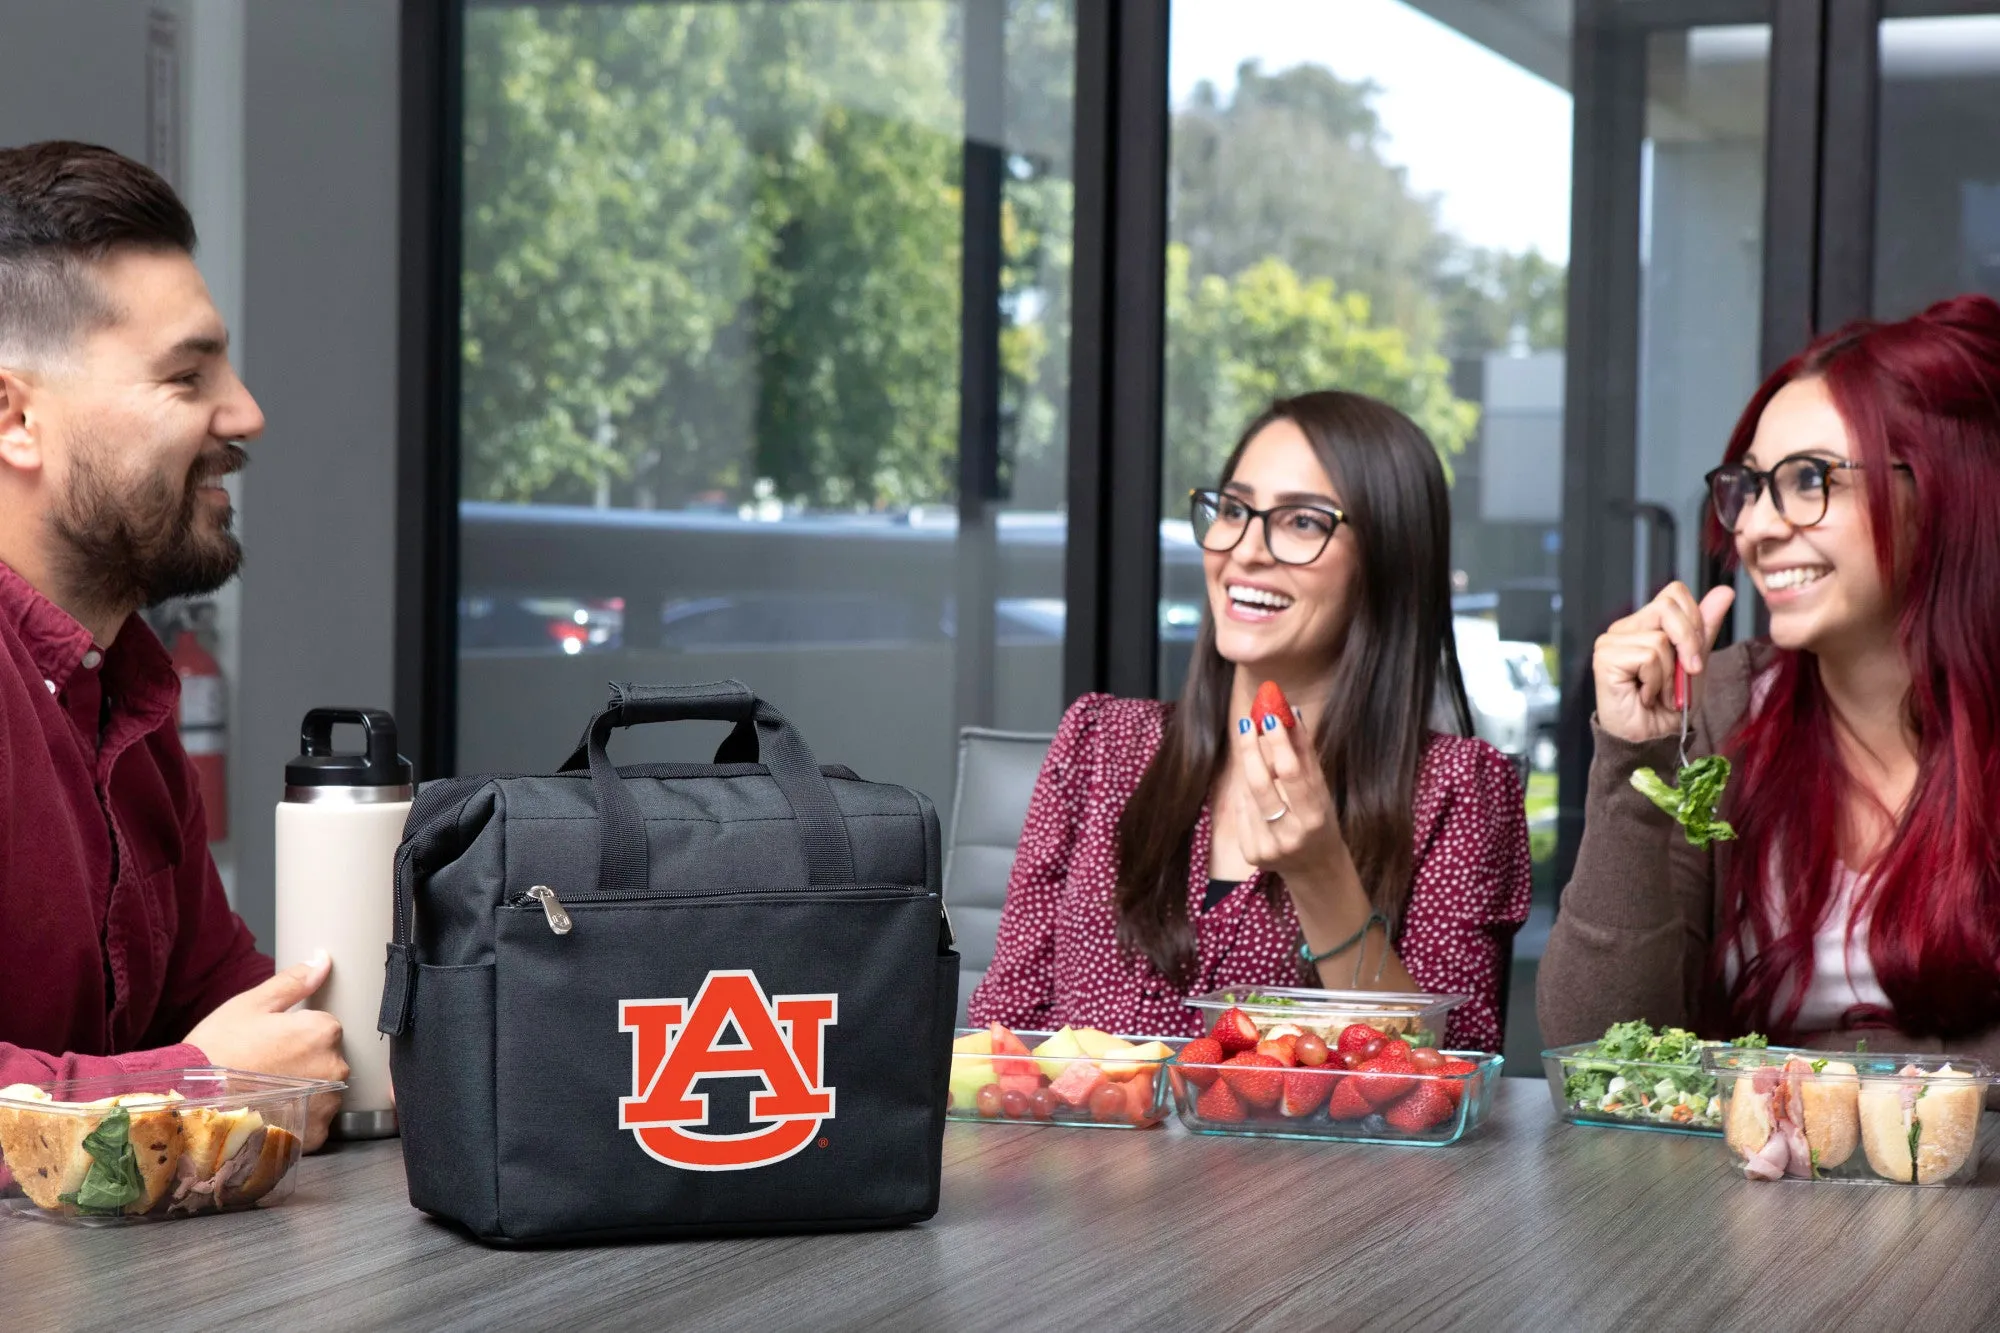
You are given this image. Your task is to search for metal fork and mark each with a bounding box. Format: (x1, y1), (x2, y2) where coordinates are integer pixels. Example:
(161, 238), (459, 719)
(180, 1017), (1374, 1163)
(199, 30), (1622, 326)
(1674, 660), (1691, 770)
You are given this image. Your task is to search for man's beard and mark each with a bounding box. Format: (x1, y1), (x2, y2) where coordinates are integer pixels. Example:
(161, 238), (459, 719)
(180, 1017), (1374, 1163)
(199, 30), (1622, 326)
(48, 436), (248, 614)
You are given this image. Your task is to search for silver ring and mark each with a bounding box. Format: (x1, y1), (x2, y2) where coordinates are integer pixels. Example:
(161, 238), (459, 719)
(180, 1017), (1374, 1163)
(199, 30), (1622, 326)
(1264, 805), (1289, 823)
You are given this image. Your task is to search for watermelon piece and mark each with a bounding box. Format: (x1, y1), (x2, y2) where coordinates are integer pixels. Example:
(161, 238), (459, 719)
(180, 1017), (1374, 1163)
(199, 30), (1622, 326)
(989, 1023), (1042, 1097)
(1048, 1060), (1108, 1108)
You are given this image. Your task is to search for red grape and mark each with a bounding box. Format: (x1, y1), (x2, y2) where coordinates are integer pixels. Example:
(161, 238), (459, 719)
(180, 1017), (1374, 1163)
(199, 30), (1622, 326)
(1030, 1087), (1059, 1120)
(1410, 1047), (1444, 1071)
(975, 1084), (1004, 1118)
(1000, 1089), (1030, 1119)
(1294, 1033), (1329, 1067)
(1362, 1037), (1385, 1059)
(1088, 1083), (1127, 1121)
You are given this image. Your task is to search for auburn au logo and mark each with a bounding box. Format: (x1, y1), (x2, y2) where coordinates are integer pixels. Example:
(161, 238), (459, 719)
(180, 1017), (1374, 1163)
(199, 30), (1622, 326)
(619, 969), (837, 1171)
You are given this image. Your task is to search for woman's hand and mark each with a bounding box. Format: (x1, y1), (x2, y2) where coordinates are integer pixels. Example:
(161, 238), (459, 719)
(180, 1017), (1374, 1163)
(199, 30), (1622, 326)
(1592, 582), (1736, 745)
(1234, 706), (1352, 896)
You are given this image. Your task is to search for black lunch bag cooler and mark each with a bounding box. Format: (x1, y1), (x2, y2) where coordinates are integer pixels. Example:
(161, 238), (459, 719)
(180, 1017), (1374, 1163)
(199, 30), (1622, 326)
(377, 681), (959, 1243)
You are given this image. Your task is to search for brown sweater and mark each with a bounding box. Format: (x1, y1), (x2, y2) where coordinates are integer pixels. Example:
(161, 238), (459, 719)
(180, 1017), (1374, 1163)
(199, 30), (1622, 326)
(1537, 640), (2000, 1078)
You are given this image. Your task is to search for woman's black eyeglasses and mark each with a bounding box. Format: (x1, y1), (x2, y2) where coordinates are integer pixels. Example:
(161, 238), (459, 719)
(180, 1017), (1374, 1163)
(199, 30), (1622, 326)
(1189, 489), (1346, 565)
(1704, 454), (1912, 532)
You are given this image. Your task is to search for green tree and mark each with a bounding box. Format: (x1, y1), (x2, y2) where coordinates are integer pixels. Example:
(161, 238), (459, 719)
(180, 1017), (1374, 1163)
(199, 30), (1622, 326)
(1164, 244), (1478, 503)
(1172, 61), (1454, 347)
(459, 7), (755, 504)
(1437, 246), (1568, 355)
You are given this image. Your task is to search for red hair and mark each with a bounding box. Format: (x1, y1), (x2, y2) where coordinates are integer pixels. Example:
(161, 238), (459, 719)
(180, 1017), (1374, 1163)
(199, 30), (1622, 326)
(1706, 294), (2000, 1040)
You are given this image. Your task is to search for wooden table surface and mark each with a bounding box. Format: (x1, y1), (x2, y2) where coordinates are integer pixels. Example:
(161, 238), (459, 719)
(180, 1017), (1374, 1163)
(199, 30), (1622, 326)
(5, 1078), (1998, 1332)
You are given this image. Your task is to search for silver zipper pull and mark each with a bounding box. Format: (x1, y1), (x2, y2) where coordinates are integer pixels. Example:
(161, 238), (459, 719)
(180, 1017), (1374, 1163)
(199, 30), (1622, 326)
(525, 885), (572, 935)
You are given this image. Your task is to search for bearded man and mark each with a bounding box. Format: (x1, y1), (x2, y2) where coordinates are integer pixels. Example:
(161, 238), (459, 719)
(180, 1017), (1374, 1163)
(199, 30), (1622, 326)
(0, 142), (345, 1148)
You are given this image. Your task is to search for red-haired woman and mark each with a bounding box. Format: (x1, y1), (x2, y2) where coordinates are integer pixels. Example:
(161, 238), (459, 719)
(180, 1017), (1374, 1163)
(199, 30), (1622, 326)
(1540, 294), (2000, 1058)
(967, 391), (1532, 1052)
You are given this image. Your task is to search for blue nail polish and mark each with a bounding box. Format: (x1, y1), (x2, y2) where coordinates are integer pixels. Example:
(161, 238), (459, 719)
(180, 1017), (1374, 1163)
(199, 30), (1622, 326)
(1238, 718), (1251, 735)
(1263, 714), (1279, 733)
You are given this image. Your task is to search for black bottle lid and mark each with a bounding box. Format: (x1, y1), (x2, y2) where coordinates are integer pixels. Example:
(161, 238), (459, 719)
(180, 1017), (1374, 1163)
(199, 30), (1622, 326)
(285, 707), (413, 789)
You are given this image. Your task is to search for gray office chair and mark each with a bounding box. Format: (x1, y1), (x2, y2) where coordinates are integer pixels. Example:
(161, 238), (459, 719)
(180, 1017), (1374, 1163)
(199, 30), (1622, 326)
(942, 727), (1053, 1023)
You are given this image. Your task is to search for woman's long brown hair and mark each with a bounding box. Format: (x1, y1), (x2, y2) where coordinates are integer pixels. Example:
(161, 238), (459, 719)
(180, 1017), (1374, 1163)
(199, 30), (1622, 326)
(1114, 391), (1472, 986)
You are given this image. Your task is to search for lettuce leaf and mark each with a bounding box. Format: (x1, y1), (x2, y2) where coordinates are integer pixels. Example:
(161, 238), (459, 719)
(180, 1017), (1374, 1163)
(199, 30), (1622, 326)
(1630, 756), (1738, 849)
(56, 1105), (144, 1215)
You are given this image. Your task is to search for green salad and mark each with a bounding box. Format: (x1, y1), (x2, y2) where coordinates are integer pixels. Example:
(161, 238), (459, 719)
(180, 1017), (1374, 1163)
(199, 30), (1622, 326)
(1558, 1020), (1768, 1130)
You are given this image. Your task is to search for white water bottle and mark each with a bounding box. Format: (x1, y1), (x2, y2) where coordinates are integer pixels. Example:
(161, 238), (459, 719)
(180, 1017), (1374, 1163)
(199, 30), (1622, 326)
(275, 708), (413, 1139)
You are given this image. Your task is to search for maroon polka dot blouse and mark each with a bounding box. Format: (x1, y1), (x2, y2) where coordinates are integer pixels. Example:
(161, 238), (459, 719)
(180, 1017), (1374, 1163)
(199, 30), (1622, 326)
(965, 693), (1533, 1052)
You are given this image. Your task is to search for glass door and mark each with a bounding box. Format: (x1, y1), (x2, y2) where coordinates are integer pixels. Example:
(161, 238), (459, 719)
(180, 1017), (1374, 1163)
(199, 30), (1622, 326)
(1873, 5), (2000, 316)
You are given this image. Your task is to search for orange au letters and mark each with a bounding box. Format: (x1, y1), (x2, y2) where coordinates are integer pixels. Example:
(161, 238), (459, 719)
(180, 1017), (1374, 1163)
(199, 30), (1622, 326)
(619, 969), (837, 1171)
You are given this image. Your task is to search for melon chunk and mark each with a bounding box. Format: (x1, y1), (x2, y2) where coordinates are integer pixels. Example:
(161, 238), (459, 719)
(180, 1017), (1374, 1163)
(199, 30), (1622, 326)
(1031, 1026), (1088, 1082)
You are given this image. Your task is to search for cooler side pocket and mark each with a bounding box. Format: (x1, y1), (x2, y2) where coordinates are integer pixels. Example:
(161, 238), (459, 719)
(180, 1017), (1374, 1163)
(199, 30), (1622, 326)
(394, 963), (499, 1237)
(918, 946), (961, 1221)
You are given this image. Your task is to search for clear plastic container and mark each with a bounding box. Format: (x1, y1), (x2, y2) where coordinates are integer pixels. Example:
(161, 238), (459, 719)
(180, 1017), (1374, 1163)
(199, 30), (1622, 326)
(1541, 1041), (1800, 1135)
(947, 1027), (1185, 1129)
(1183, 986), (1467, 1051)
(1167, 1049), (1501, 1146)
(1702, 1048), (1994, 1185)
(0, 1067), (344, 1225)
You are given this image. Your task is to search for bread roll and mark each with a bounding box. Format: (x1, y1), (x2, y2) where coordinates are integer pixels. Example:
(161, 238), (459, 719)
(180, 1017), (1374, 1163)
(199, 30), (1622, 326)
(0, 1090), (185, 1214)
(1861, 1066), (1982, 1184)
(1723, 1076), (1775, 1162)
(1798, 1060), (1860, 1171)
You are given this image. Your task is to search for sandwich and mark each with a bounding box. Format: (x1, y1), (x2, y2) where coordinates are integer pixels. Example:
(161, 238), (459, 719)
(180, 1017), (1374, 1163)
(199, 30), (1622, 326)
(0, 1085), (300, 1217)
(0, 1087), (186, 1215)
(1722, 1055), (1860, 1180)
(1858, 1064), (1981, 1184)
(169, 1107), (300, 1214)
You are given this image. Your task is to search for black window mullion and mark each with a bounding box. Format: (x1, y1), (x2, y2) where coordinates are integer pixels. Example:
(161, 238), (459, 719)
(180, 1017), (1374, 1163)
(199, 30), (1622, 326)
(1555, 0), (1649, 887)
(1818, 0), (1883, 325)
(397, 0), (464, 782)
(1062, 0), (1170, 704)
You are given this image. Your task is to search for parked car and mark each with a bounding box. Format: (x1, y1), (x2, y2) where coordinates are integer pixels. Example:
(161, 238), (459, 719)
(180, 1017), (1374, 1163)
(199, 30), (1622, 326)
(1454, 616), (1559, 770)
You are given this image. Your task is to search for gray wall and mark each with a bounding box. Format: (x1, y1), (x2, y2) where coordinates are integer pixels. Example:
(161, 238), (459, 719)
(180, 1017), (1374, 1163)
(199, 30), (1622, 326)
(0, 2), (153, 150)
(235, 0), (401, 948)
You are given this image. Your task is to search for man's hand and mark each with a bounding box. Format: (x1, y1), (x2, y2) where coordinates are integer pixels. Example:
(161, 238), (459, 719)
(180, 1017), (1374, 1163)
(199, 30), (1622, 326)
(184, 952), (348, 1151)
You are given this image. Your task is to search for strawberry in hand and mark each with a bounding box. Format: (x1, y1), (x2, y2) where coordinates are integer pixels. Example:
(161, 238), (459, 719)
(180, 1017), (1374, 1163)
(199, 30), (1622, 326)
(1252, 680), (1297, 733)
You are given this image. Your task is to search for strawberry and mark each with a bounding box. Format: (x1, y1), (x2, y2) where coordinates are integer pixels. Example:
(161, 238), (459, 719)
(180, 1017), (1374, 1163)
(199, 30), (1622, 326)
(1220, 1052), (1284, 1110)
(1376, 1039), (1414, 1068)
(1278, 1066), (1333, 1117)
(1354, 1055), (1416, 1108)
(1252, 680), (1296, 731)
(1211, 1007), (1261, 1054)
(1325, 1073), (1372, 1121)
(1255, 1035), (1299, 1067)
(1176, 1037), (1225, 1089)
(1384, 1083), (1456, 1133)
(1435, 1057), (1480, 1107)
(1336, 1023), (1383, 1058)
(1195, 1077), (1246, 1123)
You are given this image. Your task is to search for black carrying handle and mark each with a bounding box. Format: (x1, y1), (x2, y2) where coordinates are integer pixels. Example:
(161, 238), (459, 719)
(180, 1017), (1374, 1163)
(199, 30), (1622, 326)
(558, 681), (857, 894)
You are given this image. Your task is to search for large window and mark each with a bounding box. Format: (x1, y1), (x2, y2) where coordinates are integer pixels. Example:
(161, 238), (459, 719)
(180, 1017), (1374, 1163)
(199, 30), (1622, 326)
(1156, 1), (1575, 1034)
(1875, 9), (2000, 317)
(453, 1), (1076, 820)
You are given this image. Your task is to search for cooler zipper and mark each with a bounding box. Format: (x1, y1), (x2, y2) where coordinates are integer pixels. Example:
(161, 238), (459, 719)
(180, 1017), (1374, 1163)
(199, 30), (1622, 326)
(508, 883), (937, 936)
(524, 885), (573, 934)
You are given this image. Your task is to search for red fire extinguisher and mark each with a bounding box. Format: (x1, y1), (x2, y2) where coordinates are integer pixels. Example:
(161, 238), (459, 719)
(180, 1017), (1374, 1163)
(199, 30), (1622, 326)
(171, 621), (229, 843)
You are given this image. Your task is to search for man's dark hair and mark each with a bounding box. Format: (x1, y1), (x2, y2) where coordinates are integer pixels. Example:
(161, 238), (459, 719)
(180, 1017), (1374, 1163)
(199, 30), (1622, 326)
(0, 141), (196, 365)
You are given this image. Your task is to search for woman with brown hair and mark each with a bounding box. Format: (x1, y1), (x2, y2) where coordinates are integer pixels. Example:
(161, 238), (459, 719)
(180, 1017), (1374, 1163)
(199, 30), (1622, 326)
(967, 391), (1532, 1051)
